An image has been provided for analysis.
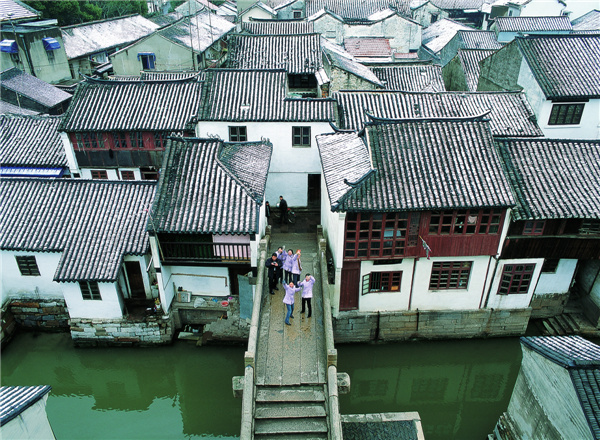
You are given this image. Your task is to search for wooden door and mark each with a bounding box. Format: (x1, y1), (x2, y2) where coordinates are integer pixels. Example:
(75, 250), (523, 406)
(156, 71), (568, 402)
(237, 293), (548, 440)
(340, 261), (361, 310)
(307, 174), (321, 208)
(125, 261), (146, 298)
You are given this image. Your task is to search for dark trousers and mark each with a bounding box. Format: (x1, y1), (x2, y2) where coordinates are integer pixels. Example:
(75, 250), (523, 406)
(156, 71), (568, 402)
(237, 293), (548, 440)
(292, 273), (300, 287)
(268, 274), (277, 293)
(280, 209), (287, 224)
(284, 270), (293, 284)
(301, 298), (312, 317)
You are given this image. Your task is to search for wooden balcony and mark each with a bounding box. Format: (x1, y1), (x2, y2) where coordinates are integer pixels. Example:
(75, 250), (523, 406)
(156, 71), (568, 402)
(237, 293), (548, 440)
(159, 241), (251, 264)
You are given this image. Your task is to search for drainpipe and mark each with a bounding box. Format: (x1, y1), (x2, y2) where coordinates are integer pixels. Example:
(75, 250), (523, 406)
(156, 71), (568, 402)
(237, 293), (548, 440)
(483, 256), (499, 309)
(407, 257), (418, 311)
(479, 255), (493, 309)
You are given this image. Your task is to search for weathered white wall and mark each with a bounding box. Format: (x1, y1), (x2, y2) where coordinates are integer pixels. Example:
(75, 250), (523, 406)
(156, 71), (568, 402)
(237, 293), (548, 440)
(410, 255), (492, 310)
(163, 265), (231, 297)
(411, 3), (449, 28)
(520, 0), (566, 16)
(1, 394), (55, 440)
(358, 258), (415, 311)
(60, 132), (80, 175)
(1, 251), (64, 304)
(486, 258), (544, 309)
(62, 281), (124, 319)
(111, 34), (196, 75)
(535, 259), (577, 295)
(195, 121), (331, 207)
(240, 7), (274, 22)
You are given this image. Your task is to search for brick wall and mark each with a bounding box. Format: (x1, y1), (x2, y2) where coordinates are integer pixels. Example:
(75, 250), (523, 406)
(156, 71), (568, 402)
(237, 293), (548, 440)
(8, 299), (70, 331)
(333, 308), (532, 343)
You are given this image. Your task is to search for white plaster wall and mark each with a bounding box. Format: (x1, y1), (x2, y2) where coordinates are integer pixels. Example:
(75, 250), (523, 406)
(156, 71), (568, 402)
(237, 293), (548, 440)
(411, 4), (449, 28)
(240, 7), (275, 22)
(1, 251), (64, 304)
(62, 281), (124, 319)
(80, 168), (119, 180)
(520, 0), (565, 16)
(163, 265), (231, 297)
(110, 34), (196, 75)
(1, 394), (55, 440)
(410, 256), (492, 310)
(486, 258), (544, 309)
(196, 121), (331, 207)
(60, 132), (80, 175)
(358, 259), (415, 312)
(312, 15), (344, 44)
(536, 99), (600, 140)
(535, 259), (577, 295)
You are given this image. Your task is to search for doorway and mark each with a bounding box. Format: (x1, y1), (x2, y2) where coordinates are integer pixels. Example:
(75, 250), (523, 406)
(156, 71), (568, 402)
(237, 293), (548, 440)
(308, 174), (321, 209)
(125, 261), (146, 298)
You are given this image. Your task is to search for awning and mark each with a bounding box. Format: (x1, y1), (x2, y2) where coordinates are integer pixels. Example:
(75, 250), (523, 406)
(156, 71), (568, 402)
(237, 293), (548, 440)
(42, 37), (61, 51)
(0, 39), (18, 54)
(0, 167), (64, 178)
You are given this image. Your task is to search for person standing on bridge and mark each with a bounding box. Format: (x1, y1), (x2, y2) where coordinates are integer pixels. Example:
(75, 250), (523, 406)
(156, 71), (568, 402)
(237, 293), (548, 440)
(265, 253), (279, 295)
(291, 249), (302, 287)
(276, 246), (286, 285)
(278, 195), (288, 225)
(283, 281), (301, 326)
(282, 249), (299, 285)
(299, 274), (315, 318)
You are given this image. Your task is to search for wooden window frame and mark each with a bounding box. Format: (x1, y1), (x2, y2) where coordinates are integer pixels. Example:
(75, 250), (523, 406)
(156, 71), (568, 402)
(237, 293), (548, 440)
(292, 126), (311, 147)
(522, 220), (545, 235)
(497, 263), (536, 295)
(113, 132), (128, 149)
(153, 131), (166, 149)
(344, 212), (410, 260)
(91, 170), (108, 180)
(362, 271), (402, 295)
(579, 220), (600, 236)
(76, 132), (105, 149)
(429, 261), (472, 290)
(548, 103), (584, 125)
(80, 281), (102, 300)
(120, 170), (135, 181)
(15, 255), (40, 276)
(429, 209), (502, 236)
(229, 126), (247, 142)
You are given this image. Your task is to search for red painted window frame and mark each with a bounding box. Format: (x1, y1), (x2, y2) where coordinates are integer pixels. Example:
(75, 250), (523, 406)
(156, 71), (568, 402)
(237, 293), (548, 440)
(522, 220), (545, 235)
(429, 261), (472, 290)
(344, 212), (411, 260)
(120, 170), (135, 180)
(497, 263), (536, 295)
(91, 170), (108, 179)
(361, 271), (402, 295)
(429, 209), (503, 236)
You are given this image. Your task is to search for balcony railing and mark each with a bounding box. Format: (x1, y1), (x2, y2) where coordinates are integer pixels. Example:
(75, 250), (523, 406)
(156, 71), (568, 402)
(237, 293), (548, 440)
(159, 241), (251, 264)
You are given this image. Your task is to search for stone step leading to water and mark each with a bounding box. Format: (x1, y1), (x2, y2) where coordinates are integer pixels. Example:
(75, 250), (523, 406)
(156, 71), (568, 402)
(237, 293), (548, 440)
(255, 401), (327, 419)
(254, 417), (328, 435)
(254, 433), (328, 440)
(255, 386), (325, 403)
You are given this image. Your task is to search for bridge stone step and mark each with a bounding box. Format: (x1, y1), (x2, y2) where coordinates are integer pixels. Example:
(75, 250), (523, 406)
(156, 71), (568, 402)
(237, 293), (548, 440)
(254, 433), (328, 440)
(255, 386), (325, 403)
(254, 417), (328, 435)
(255, 402), (327, 419)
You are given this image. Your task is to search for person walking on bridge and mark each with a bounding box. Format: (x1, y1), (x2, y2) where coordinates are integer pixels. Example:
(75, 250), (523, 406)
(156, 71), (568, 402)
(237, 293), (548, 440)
(278, 195), (288, 225)
(265, 253), (279, 295)
(283, 281), (301, 326)
(299, 274), (315, 318)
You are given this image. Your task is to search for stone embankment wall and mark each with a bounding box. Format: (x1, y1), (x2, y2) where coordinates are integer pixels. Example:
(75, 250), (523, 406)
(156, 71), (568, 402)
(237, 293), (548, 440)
(69, 316), (174, 347)
(7, 299), (70, 331)
(529, 293), (568, 319)
(333, 308), (532, 343)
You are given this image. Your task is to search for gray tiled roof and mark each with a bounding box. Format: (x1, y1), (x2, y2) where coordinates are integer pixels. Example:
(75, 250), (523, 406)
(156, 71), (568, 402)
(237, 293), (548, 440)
(316, 131), (373, 207)
(494, 15), (573, 32)
(59, 77), (201, 132)
(306, 0), (411, 19)
(430, 0), (485, 10)
(372, 65), (446, 91)
(516, 34), (600, 99)
(329, 120), (515, 212)
(521, 336), (600, 439)
(422, 18), (474, 53)
(457, 49), (496, 91)
(0, 386), (51, 426)
(495, 138), (600, 221)
(0, 101), (39, 116)
(457, 30), (503, 49)
(61, 14), (159, 59)
(200, 69), (336, 122)
(0, 0), (39, 22)
(228, 33), (322, 74)
(321, 38), (384, 87)
(157, 10), (234, 53)
(150, 138), (271, 234)
(572, 9), (600, 31)
(0, 114), (66, 167)
(0, 178), (156, 282)
(241, 20), (315, 34)
(333, 90), (542, 137)
(0, 68), (72, 110)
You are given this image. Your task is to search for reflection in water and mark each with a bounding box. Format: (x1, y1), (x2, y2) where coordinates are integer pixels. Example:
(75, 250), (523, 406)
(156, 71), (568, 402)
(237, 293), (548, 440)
(1, 332), (244, 439)
(338, 338), (522, 440)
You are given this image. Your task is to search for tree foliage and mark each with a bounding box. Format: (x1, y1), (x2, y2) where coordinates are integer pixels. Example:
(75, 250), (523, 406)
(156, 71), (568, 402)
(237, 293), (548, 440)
(24, 1), (149, 26)
(93, 1), (149, 19)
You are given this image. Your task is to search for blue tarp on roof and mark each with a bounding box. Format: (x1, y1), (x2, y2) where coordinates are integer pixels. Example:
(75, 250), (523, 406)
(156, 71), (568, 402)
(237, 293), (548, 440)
(42, 37), (60, 51)
(0, 40), (18, 54)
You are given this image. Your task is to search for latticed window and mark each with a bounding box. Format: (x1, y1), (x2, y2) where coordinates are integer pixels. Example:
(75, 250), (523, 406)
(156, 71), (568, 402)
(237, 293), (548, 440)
(497, 264), (536, 295)
(76, 132), (104, 149)
(579, 220), (600, 236)
(120, 170), (135, 180)
(345, 212), (410, 259)
(91, 170), (108, 179)
(15, 256), (40, 276)
(130, 132), (144, 149)
(548, 103), (584, 125)
(154, 132), (166, 149)
(362, 271), (402, 295)
(229, 126), (247, 142)
(429, 261), (472, 289)
(429, 209), (502, 235)
(523, 220), (545, 235)
(79, 281), (101, 300)
(292, 126), (311, 147)
(113, 132), (128, 149)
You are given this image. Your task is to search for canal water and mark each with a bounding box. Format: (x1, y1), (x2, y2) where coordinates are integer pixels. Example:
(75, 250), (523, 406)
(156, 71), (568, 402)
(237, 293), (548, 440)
(1, 333), (521, 440)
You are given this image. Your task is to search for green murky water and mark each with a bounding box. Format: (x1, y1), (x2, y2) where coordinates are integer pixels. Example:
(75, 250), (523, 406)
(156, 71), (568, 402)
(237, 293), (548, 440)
(1, 333), (521, 440)
(338, 338), (522, 440)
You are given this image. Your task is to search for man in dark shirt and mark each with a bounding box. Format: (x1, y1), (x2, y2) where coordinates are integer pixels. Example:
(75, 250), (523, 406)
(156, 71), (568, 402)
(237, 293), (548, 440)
(279, 195), (288, 225)
(265, 253), (279, 295)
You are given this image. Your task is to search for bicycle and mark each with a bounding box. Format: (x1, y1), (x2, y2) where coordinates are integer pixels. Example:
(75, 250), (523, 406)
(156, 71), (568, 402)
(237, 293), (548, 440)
(274, 207), (296, 224)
